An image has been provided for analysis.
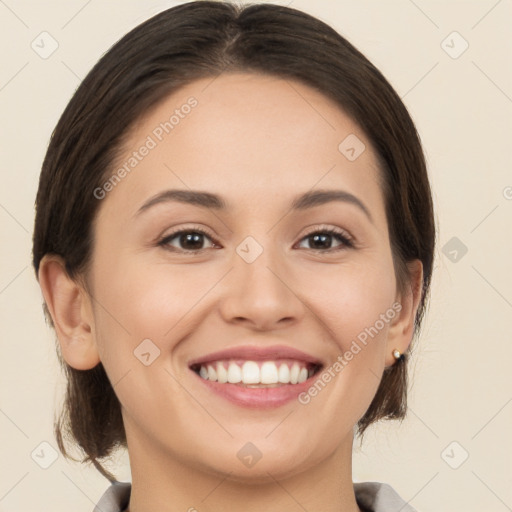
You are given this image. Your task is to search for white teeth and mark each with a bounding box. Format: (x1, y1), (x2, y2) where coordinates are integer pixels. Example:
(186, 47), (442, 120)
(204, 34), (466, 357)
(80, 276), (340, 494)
(207, 365), (216, 381)
(241, 361), (260, 384)
(216, 362), (228, 383)
(227, 362), (242, 383)
(278, 363), (290, 384)
(260, 361), (279, 384)
(290, 363), (300, 384)
(197, 360), (317, 385)
(298, 367), (308, 384)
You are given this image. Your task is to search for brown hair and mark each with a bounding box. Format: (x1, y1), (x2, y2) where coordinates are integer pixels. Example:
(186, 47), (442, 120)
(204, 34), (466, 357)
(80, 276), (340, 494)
(32, 1), (435, 482)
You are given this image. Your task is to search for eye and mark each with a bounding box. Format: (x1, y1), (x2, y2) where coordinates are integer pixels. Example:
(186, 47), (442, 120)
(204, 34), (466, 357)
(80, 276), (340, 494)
(157, 224), (354, 254)
(158, 226), (218, 253)
(296, 226), (354, 252)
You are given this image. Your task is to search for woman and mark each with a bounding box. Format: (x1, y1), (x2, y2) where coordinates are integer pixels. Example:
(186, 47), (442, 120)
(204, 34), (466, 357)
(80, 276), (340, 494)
(32, 2), (435, 511)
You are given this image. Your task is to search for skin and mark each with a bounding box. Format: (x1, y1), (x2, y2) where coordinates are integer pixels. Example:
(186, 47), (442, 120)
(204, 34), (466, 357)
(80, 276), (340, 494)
(39, 73), (423, 512)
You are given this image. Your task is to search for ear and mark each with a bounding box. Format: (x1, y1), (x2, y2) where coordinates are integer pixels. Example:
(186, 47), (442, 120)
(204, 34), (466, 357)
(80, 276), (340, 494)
(38, 255), (100, 370)
(384, 259), (424, 367)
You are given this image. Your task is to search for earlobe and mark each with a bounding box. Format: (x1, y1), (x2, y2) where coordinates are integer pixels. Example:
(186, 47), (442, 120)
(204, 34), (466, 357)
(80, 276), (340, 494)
(385, 260), (424, 367)
(38, 255), (100, 370)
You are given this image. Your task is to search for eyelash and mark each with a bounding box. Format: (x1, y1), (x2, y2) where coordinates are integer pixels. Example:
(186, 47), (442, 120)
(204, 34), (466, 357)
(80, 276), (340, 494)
(157, 224), (355, 254)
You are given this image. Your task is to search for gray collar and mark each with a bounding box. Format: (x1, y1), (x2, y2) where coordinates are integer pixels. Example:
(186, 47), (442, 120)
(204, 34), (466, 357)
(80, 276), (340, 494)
(93, 480), (418, 512)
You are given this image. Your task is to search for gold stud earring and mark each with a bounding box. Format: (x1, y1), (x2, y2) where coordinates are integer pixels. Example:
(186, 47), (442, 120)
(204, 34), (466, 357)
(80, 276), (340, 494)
(392, 349), (402, 360)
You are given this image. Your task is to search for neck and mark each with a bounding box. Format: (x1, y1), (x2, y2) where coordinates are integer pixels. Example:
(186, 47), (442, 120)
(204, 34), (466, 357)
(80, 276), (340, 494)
(125, 428), (363, 512)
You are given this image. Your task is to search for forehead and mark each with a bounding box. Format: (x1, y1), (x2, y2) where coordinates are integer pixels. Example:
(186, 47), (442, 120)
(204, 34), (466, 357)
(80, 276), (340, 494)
(100, 72), (384, 219)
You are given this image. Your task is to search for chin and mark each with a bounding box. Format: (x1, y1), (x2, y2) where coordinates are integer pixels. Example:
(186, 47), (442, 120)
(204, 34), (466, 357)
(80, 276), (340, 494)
(190, 435), (330, 484)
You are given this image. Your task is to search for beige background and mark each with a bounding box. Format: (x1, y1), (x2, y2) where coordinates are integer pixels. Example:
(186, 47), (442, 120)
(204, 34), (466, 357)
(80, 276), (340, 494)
(1, 0), (511, 510)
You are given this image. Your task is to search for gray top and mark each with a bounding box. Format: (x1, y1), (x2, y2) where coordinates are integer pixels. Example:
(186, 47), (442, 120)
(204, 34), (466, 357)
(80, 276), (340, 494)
(93, 481), (418, 512)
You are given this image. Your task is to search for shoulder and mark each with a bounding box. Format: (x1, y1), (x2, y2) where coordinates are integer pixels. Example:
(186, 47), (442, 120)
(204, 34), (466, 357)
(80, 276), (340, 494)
(354, 481), (419, 512)
(93, 481), (131, 512)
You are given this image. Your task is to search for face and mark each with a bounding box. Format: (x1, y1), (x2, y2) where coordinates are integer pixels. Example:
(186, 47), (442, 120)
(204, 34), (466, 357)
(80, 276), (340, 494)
(86, 73), (403, 480)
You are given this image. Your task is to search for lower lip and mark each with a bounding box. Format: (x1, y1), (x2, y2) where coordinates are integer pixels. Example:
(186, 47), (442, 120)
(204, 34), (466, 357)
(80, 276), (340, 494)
(192, 371), (317, 408)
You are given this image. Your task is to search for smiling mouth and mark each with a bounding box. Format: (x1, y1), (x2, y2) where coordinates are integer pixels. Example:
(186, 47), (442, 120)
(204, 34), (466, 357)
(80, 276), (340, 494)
(190, 359), (323, 387)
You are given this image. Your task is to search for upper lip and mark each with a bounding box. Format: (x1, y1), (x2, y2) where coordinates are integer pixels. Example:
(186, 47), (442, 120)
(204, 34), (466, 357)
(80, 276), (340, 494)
(188, 344), (324, 368)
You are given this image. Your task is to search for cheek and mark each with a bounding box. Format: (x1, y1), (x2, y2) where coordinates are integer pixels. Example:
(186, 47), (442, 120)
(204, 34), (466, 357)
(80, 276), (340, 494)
(312, 255), (397, 345)
(303, 256), (396, 415)
(89, 250), (219, 366)
(88, 258), (202, 427)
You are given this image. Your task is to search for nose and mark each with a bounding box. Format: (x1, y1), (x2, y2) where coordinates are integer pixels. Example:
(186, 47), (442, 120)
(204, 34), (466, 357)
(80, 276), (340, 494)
(218, 241), (306, 331)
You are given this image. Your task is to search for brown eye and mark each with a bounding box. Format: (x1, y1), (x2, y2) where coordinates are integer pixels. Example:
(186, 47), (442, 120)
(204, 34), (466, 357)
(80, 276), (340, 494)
(159, 228), (217, 253)
(297, 228), (354, 252)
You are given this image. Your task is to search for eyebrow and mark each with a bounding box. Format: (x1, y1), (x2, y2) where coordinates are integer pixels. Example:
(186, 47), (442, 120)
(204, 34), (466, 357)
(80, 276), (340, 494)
(136, 188), (373, 223)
